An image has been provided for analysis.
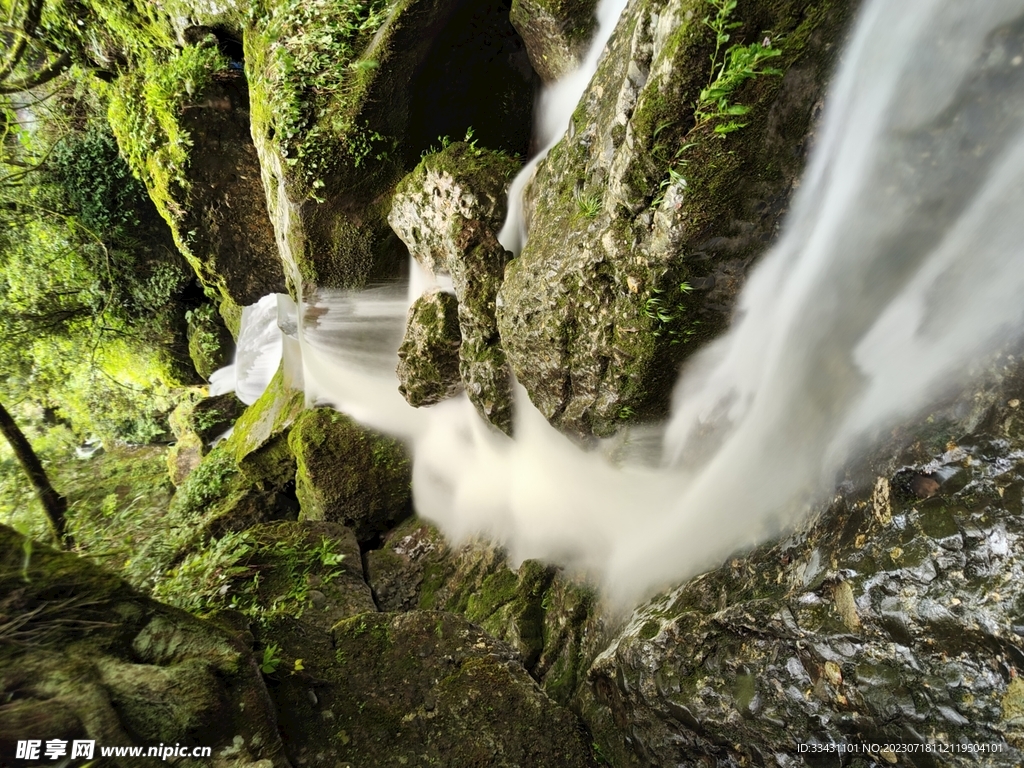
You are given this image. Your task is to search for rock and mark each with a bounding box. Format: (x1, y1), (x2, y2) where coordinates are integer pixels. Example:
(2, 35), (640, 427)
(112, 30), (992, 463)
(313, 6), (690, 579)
(233, 521), (375, 633)
(389, 142), (521, 432)
(510, 0), (599, 82)
(0, 524), (290, 767)
(497, 0), (853, 437)
(396, 289), (463, 407)
(166, 392), (244, 485)
(575, 391), (1024, 767)
(136, 367), (304, 585)
(246, 0), (534, 293)
(187, 302), (235, 380)
(110, 56), (286, 306)
(326, 611), (596, 767)
(288, 408), (411, 542)
(366, 517), (610, 705)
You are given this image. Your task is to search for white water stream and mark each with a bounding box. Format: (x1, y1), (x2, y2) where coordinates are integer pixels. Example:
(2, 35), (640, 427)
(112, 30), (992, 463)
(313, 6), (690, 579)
(217, 0), (1024, 605)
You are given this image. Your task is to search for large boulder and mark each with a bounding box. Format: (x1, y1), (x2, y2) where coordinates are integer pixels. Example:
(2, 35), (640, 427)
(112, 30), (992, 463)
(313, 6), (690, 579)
(366, 517), (610, 705)
(327, 611), (596, 767)
(497, 0), (854, 437)
(389, 142), (521, 432)
(0, 525), (289, 768)
(109, 39), (286, 307)
(288, 408), (412, 542)
(245, 0), (534, 293)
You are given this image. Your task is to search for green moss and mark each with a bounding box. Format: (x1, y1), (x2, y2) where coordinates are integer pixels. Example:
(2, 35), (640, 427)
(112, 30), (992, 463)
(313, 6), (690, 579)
(288, 408), (411, 539)
(108, 45), (229, 227)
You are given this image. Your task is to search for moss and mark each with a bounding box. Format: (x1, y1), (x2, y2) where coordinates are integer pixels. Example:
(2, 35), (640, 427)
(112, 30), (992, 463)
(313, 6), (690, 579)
(186, 302), (233, 380)
(288, 408), (411, 541)
(108, 45), (230, 235)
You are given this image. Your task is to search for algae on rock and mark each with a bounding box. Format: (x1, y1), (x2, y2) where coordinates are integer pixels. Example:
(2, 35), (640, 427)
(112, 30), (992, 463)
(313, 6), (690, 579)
(366, 517), (610, 706)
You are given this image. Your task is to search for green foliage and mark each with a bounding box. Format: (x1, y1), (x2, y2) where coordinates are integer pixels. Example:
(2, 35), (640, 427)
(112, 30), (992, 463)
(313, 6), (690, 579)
(573, 186), (602, 219)
(171, 448), (237, 517)
(694, 0), (782, 136)
(645, 282), (699, 345)
(48, 127), (147, 237)
(108, 44), (229, 217)
(249, 0), (392, 191)
(260, 642), (282, 674)
(152, 527), (347, 624)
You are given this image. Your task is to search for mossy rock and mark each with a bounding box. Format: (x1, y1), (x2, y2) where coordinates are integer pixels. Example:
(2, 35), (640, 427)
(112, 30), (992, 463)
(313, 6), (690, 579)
(396, 288), (463, 407)
(510, 0), (599, 82)
(288, 408), (411, 542)
(109, 44), (285, 307)
(187, 302), (235, 380)
(497, 0), (854, 437)
(244, 520), (375, 632)
(0, 524), (289, 766)
(389, 142), (521, 432)
(326, 611), (596, 767)
(245, 0), (534, 294)
(366, 517), (607, 705)
(134, 369), (304, 583)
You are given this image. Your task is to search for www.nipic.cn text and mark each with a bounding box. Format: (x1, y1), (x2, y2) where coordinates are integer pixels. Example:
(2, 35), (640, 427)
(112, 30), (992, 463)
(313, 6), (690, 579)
(14, 740), (213, 761)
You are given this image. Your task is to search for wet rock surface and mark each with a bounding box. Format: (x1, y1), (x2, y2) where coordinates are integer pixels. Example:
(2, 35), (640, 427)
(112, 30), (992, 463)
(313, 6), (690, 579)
(497, 0), (853, 437)
(390, 142), (520, 432)
(577, 378), (1024, 767)
(178, 70), (286, 306)
(396, 289), (463, 407)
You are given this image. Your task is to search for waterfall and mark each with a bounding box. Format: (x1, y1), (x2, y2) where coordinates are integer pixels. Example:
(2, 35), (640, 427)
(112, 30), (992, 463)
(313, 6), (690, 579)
(497, 0), (630, 255)
(217, 0), (1024, 605)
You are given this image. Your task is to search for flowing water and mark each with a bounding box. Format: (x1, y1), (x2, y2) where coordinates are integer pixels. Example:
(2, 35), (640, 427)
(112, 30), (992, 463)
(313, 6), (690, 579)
(220, 0), (1024, 605)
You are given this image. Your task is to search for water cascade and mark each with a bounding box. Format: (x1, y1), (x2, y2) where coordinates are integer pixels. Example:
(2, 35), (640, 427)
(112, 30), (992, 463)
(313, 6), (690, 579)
(497, 0), (630, 255)
(222, 0), (1024, 605)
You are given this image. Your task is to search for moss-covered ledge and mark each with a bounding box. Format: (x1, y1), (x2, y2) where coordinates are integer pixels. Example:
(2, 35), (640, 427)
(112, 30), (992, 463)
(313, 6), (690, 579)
(107, 36), (285, 308)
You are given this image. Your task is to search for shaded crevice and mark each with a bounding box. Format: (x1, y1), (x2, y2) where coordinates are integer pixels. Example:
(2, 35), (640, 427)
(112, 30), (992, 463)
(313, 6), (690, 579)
(404, 0), (538, 164)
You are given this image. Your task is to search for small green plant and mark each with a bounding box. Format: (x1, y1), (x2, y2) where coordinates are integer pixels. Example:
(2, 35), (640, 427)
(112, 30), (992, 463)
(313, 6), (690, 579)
(694, 0), (782, 136)
(260, 642), (282, 674)
(574, 186), (602, 219)
(645, 282), (700, 344)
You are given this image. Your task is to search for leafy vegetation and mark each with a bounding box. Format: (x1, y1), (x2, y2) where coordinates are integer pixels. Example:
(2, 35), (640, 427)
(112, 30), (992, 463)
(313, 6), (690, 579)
(248, 0), (393, 192)
(152, 527), (347, 624)
(645, 282), (699, 345)
(574, 186), (602, 219)
(107, 44), (229, 221)
(694, 0), (782, 136)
